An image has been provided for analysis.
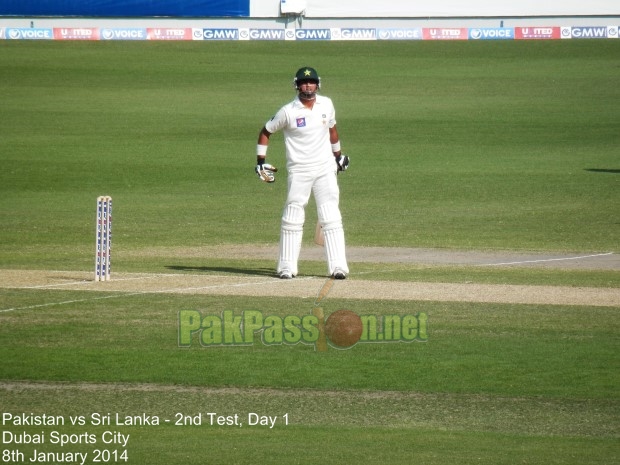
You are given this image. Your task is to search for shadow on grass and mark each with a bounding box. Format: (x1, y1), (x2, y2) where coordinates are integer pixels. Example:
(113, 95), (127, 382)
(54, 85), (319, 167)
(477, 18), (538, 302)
(165, 265), (275, 277)
(165, 265), (328, 279)
(585, 168), (620, 174)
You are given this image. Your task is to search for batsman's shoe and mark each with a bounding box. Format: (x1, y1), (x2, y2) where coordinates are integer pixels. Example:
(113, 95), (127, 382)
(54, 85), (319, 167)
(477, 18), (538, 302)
(278, 270), (294, 279)
(332, 269), (347, 280)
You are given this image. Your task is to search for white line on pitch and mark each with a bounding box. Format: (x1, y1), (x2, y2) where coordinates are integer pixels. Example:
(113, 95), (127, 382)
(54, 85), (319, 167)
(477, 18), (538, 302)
(478, 252), (614, 266)
(24, 280), (92, 289)
(147, 276), (315, 294)
(21, 273), (176, 289)
(0, 293), (137, 313)
(0, 275), (317, 313)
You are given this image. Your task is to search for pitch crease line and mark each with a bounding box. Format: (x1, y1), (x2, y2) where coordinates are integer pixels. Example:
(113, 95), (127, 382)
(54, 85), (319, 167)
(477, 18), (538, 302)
(151, 275), (316, 294)
(478, 252), (613, 267)
(21, 273), (183, 289)
(0, 276), (318, 313)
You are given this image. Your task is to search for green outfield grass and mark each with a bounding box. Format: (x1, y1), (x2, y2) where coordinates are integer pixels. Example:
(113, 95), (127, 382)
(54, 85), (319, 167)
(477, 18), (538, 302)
(0, 40), (618, 465)
(1, 292), (618, 398)
(0, 40), (618, 257)
(0, 292), (618, 464)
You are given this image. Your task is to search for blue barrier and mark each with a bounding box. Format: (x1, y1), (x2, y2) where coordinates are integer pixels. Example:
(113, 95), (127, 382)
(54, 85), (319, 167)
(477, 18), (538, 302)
(0, 0), (250, 17)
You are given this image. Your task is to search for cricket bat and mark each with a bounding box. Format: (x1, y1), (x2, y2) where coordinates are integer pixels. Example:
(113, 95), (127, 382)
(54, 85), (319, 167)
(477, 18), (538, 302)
(314, 221), (324, 246)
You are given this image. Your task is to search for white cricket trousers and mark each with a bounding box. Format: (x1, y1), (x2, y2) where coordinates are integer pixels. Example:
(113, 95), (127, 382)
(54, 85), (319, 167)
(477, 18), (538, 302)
(278, 166), (349, 276)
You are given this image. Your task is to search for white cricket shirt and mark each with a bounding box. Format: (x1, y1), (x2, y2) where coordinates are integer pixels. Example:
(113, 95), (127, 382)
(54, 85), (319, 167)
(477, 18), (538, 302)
(265, 94), (336, 171)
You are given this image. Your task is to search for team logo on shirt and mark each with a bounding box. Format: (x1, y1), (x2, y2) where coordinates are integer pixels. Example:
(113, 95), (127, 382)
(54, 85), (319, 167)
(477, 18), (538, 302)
(296, 117), (306, 127)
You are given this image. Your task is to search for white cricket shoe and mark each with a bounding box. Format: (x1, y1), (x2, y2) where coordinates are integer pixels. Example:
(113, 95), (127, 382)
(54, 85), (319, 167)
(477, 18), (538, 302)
(332, 269), (347, 280)
(278, 270), (293, 279)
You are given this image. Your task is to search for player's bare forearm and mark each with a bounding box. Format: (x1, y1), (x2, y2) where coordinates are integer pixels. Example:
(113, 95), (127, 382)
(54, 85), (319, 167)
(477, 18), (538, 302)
(329, 126), (339, 144)
(257, 127), (271, 163)
(329, 126), (341, 156)
(258, 127), (271, 145)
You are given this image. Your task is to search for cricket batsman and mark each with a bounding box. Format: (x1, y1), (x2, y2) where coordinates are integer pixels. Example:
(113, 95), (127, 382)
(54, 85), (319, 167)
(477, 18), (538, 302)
(255, 66), (350, 280)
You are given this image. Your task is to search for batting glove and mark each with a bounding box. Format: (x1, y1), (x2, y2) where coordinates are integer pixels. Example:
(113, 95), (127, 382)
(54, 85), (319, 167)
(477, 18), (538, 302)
(255, 160), (278, 183)
(336, 154), (350, 172)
